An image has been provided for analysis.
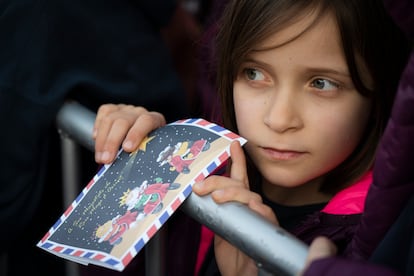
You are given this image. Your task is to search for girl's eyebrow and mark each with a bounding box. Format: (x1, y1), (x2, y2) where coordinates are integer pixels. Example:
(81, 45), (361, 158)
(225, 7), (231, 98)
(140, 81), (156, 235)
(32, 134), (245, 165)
(240, 58), (272, 70)
(304, 67), (351, 78)
(242, 56), (265, 64)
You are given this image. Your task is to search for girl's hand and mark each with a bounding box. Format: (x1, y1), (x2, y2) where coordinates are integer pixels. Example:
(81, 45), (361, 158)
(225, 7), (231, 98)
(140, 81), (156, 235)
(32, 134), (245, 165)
(193, 141), (278, 276)
(93, 104), (165, 164)
(299, 236), (337, 276)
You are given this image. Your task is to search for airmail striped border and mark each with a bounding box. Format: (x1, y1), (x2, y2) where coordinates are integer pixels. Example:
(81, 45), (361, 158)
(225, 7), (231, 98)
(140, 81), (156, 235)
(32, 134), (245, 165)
(38, 118), (246, 271)
(176, 118), (244, 141)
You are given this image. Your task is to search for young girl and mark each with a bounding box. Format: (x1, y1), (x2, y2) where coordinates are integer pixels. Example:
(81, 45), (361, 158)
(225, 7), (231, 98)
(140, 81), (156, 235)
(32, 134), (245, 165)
(93, 0), (411, 275)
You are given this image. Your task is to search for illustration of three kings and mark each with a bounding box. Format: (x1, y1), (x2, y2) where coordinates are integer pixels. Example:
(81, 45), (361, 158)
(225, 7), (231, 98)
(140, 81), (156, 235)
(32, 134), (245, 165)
(94, 138), (210, 246)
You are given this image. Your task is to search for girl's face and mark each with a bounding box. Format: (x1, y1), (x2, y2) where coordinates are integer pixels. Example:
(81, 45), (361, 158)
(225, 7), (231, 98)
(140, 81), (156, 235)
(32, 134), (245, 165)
(233, 11), (371, 204)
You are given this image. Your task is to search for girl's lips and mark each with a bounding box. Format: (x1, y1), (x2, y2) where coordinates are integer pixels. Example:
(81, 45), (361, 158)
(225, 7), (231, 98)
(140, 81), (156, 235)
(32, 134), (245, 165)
(262, 147), (305, 161)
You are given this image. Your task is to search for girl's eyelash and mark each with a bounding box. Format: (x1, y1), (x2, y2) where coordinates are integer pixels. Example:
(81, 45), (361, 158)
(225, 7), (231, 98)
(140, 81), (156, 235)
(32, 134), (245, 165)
(242, 67), (257, 74)
(310, 78), (341, 90)
(242, 67), (263, 80)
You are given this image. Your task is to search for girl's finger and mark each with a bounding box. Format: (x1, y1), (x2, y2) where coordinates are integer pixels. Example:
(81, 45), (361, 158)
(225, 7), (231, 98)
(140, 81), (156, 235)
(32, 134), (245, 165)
(97, 117), (133, 163)
(93, 104), (121, 139)
(306, 236), (337, 262)
(94, 119), (117, 163)
(210, 184), (262, 204)
(193, 174), (263, 206)
(123, 111), (166, 152)
(248, 199), (279, 225)
(229, 141), (249, 188)
(94, 104), (126, 158)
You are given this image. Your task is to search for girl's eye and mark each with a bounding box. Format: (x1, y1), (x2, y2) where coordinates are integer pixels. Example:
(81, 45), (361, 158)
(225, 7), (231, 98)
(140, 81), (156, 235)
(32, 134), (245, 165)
(244, 68), (265, 81)
(311, 78), (339, 90)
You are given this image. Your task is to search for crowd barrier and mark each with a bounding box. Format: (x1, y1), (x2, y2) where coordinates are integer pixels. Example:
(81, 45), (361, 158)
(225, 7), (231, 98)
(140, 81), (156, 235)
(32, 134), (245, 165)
(56, 101), (309, 276)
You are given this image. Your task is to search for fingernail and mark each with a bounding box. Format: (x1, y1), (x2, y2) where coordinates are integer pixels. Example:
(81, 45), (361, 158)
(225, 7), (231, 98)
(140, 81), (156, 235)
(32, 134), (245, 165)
(123, 141), (133, 150)
(101, 151), (110, 162)
(95, 152), (102, 161)
(193, 182), (203, 190)
(212, 190), (224, 198)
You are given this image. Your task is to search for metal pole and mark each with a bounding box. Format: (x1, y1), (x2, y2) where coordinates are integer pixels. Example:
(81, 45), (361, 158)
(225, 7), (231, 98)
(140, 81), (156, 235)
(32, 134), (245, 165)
(145, 228), (167, 276)
(59, 133), (82, 276)
(181, 193), (308, 275)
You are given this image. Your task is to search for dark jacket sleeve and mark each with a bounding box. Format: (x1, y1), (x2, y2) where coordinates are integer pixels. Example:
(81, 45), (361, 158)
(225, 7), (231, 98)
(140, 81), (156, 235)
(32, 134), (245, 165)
(304, 257), (401, 276)
(383, 0), (414, 39)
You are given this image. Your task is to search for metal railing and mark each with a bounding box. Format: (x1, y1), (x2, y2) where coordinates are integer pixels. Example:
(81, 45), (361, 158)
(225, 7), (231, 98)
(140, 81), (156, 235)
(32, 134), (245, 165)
(56, 101), (309, 276)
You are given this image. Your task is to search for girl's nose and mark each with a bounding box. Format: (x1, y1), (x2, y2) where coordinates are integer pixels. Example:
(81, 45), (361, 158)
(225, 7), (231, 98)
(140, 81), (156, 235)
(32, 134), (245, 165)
(263, 88), (303, 133)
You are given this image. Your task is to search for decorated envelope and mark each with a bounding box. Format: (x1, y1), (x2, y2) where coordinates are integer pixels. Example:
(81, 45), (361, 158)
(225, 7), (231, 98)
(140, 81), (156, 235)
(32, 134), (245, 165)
(37, 118), (246, 271)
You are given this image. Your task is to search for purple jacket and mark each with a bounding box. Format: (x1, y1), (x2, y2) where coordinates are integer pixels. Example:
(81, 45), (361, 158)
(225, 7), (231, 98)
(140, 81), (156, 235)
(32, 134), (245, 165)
(305, 0), (414, 274)
(292, 172), (372, 253)
(345, 0), (414, 260)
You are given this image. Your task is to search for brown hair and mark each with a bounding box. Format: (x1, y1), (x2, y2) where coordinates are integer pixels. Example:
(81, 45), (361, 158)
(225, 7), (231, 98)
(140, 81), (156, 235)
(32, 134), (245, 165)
(215, 0), (410, 194)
